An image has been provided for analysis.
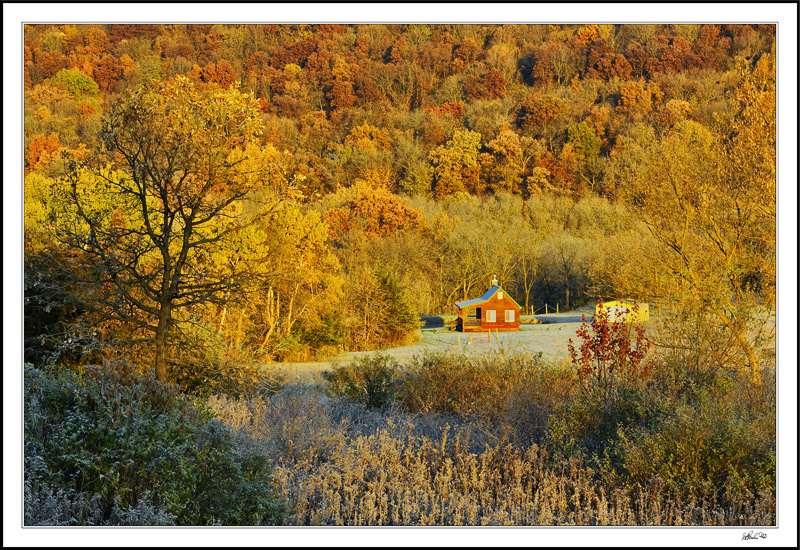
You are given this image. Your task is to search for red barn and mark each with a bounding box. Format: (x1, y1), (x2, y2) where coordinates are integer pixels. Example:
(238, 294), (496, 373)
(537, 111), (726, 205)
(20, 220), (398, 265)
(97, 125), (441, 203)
(455, 278), (521, 332)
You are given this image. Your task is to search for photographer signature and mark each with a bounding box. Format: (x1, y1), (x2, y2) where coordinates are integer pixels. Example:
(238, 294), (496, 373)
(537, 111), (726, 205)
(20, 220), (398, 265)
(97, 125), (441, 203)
(741, 531), (767, 541)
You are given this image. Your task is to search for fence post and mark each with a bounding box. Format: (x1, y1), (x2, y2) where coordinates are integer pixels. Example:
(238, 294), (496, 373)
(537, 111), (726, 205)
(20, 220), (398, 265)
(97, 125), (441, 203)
(469, 333), (473, 345)
(545, 304), (548, 314)
(557, 303), (559, 314)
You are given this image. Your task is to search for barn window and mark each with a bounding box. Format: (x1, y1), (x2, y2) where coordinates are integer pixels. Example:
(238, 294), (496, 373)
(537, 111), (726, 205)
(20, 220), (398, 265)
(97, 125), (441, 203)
(486, 310), (496, 323)
(498, 291), (503, 300)
(505, 309), (515, 323)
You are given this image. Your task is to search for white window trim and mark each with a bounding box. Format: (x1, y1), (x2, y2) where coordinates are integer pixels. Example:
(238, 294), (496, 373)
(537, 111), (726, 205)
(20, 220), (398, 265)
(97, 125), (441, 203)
(486, 310), (496, 323)
(505, 309), (515, 323)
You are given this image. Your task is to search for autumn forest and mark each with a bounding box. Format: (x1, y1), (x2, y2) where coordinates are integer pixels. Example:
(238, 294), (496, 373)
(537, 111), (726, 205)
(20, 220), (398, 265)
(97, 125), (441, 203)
(22, 23), (777, 528)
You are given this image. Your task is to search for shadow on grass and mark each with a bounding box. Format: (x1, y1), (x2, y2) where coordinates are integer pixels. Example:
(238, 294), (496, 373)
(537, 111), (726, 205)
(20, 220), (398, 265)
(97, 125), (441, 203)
(419, 316), (456, 329)
(533, 315), (589, 324)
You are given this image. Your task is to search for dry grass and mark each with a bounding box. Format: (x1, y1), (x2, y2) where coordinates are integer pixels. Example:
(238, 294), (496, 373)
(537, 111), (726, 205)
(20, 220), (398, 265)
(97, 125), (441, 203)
(209, 383), (775, 526)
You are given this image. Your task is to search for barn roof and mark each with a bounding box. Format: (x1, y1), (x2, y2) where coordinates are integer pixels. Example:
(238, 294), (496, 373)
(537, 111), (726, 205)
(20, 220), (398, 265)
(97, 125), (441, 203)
(455, 285), (521, 309)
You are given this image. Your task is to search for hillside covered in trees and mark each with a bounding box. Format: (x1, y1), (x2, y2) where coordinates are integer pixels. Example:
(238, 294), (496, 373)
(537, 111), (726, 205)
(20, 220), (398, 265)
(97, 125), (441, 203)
(24, 23), (776, 372)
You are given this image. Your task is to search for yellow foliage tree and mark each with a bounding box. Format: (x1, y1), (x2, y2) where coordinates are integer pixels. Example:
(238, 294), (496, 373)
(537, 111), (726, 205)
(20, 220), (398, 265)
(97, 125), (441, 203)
(609, 56), (775, 383)
(55, 76), (298, 380)
(230, 205), (343, 358)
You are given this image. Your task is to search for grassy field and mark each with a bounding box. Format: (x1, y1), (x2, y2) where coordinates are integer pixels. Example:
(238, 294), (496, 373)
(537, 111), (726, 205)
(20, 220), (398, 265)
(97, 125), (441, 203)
(268, 305), (598, 381)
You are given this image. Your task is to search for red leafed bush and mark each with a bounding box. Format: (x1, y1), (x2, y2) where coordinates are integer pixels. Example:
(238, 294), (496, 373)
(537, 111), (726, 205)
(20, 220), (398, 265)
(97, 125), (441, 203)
(568, 299), (651, 399)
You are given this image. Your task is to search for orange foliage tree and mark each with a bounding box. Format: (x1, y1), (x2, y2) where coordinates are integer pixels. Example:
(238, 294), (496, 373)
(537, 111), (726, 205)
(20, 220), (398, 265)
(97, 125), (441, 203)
(324, 187), (426, 240)
(517, 94), (568, 132)
(201, 59), (236, 88)
(25, 133), (61, 174)
(616, 79), (664, 117)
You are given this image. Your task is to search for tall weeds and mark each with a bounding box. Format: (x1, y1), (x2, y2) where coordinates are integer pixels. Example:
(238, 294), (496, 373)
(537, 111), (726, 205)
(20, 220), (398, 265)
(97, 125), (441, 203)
(209, 350), (775, 526)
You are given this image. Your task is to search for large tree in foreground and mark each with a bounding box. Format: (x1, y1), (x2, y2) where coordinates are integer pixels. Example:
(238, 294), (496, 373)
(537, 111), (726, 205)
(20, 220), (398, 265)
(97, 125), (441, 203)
(56, 77), (292, 380)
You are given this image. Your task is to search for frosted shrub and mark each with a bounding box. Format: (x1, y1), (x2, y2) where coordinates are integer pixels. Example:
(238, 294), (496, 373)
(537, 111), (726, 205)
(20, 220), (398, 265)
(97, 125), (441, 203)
(324, 353), (399, 409)
(24, 362), (283, 525)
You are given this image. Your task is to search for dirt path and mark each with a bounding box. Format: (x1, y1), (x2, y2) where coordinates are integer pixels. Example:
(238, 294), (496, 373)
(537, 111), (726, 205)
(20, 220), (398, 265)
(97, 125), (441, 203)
(267, 306), (597, 381)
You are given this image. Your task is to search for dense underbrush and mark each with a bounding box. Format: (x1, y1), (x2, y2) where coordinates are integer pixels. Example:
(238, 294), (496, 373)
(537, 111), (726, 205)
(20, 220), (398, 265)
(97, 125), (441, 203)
(208, 349), (775, 526)
(24, 347), (775, 526)
(24, 362), (284, 526)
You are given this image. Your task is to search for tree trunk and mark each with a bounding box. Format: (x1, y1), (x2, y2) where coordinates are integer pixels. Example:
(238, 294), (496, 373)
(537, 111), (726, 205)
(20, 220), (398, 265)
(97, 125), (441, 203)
(234, 309), (244, 350)
(259, 288), (278, 354)
(715, 309), (761, 384)
(217, 304), (228, 336)
(522, 261), (535, 316)
(564, 275), (571, 311)
(285, 283), (299, 337)
(217, 291), (230, 336)
(154, 302), (172, 382)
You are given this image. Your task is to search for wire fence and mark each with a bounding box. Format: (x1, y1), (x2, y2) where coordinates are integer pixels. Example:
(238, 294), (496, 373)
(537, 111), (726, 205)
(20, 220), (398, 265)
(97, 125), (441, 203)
(524, 302), (664, 317)
(525, 303), (561, 315)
